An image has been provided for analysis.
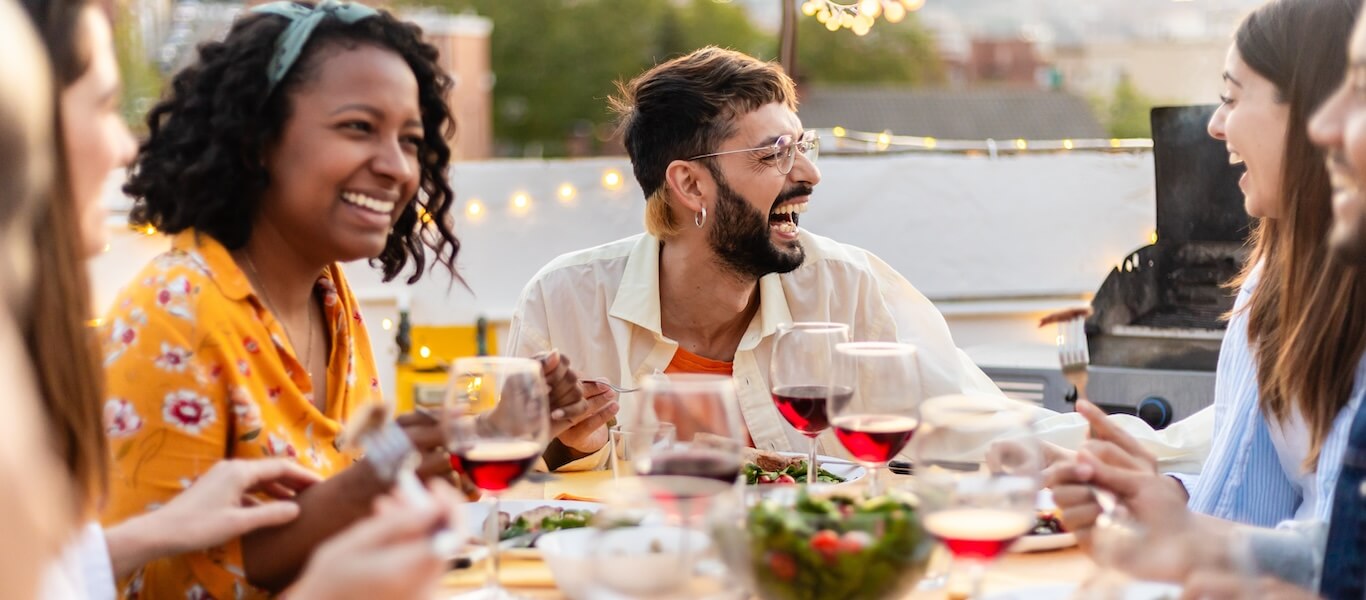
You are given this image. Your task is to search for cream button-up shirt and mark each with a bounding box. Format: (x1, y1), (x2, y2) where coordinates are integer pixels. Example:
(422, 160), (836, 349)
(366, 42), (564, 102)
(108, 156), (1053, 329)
(507, 230), (1002, 470)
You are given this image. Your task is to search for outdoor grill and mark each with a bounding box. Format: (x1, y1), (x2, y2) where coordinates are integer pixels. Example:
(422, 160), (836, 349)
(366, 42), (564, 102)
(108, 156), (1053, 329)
(979, 105), (1248, 429)
(1081, 105), (1250, 428)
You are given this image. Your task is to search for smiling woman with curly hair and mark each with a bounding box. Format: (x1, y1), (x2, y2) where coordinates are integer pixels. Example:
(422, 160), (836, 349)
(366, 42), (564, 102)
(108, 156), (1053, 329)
(101, 2), (466, 597)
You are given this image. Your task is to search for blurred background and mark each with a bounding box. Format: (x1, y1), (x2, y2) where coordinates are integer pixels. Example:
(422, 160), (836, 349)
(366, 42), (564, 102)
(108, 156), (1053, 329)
(95, 0), (1261, 416)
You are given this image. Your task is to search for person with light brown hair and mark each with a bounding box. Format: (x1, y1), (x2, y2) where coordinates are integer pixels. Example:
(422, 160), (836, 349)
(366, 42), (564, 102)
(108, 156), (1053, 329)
(0, 1), (81, 598)
(1045, 0), (1366, 592)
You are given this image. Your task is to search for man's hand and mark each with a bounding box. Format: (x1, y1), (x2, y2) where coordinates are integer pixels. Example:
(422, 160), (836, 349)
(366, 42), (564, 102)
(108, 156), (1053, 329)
(536, 351), (618, 455)
(556, 381), (619, 454)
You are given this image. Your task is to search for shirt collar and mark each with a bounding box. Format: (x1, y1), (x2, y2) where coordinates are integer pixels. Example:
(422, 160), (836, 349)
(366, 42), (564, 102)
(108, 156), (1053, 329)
(172, 230), (254, 301)
(608, 233), (794, 345)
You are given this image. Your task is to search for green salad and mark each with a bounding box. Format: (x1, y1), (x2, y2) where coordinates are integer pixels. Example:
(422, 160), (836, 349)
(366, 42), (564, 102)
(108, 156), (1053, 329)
(496, 506), (594, 541)
(739, 492), (932, 600)
(743, 460), (847, 485)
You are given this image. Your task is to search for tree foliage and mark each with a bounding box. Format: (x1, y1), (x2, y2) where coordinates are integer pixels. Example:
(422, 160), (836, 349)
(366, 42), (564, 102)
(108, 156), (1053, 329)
(1103, 74), (1157, 138)
(413, 0), (942, 155)
(794, 12), (943, 85)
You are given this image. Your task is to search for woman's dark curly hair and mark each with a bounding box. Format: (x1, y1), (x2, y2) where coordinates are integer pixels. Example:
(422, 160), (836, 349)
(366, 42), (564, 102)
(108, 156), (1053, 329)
(126, 3), (459, 283)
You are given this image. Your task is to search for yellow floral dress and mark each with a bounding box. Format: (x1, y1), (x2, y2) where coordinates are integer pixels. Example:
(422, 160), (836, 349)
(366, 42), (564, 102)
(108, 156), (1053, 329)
(101, 231), (385, 600)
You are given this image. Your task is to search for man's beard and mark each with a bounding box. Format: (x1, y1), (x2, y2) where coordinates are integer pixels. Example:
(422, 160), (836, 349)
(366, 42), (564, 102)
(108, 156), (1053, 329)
(706, 168), (806, 280)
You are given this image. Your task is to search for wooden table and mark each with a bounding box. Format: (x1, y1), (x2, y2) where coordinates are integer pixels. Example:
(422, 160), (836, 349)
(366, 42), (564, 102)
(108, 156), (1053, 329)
(439, 471), (1094, 598)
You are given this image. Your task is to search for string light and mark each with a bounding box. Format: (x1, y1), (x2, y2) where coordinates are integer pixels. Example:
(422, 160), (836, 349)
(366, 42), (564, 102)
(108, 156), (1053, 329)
(1150, 231), (1159, 244)
(139, 224), (157, 236)
(816, 127), (1153, 155)
(86, 318), (102, 327)
(602, 169), (624, 191)
(510, 192), (532, 216)
(557, 183), (577, 203)
(381, 318), (393, 331)
(465, 199), (484, 218)
(418, 345), (431, 359)
(800, 0), (925, 34)
(102, 243), (111, 253)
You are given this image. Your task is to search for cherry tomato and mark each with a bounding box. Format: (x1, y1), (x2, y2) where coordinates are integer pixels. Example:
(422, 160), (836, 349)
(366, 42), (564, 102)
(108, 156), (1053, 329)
(766, 551), (797, 580)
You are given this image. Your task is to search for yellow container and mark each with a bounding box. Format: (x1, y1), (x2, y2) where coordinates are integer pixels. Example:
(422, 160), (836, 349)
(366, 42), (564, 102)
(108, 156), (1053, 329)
(392, 324), (499, 414)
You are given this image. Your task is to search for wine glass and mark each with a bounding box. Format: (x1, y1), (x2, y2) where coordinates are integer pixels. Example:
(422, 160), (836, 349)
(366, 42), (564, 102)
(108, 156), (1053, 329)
(445, 356), (550, 600)
(624, 374), (744, 539)
(770, 322), (849, 484)
(829, 342), (922, 495)
(912, 394), (1042, 600)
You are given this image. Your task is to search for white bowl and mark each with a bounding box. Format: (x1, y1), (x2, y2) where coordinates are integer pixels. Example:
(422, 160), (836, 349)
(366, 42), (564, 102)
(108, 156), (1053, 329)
(534, 528), (596, 600)
(537, 525), (711, 599)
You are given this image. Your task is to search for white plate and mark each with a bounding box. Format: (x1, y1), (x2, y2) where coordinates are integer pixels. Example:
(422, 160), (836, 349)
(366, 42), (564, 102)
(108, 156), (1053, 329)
(1011, 489), (1078, 553)
(1011, 531), (1077, 553)
(456, 499), (603, 560)
(983, 581), (1182, 600)
(751, 452), (868, 486)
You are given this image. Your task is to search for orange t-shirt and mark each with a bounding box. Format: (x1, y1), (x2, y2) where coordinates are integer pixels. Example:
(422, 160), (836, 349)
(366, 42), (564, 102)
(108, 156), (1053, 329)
(664, 348), (753, 446)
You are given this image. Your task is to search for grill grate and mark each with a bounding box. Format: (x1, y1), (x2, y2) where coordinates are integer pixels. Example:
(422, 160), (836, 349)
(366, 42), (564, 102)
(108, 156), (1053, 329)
(1131, 305), (1227, 330)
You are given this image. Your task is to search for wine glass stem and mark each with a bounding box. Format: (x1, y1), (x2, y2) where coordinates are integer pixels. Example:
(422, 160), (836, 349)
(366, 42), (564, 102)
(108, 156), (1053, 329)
(967, 559), (987, 599)
(867, 464), (881, 496)
(485, 493), (502, 592)
(806, 436), (819, 484)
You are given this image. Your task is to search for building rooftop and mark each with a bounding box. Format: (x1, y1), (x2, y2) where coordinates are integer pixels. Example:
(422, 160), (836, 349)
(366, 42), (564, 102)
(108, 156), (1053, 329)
(797, 86), (1106, 140)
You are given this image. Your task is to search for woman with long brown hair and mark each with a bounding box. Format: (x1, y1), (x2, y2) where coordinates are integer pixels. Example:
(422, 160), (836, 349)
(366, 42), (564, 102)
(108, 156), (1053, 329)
(1048, 0), (1366, 589)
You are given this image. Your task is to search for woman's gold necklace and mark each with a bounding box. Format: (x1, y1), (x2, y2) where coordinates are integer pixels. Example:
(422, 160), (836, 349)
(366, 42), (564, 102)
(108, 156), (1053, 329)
(243, 252), (316, 380)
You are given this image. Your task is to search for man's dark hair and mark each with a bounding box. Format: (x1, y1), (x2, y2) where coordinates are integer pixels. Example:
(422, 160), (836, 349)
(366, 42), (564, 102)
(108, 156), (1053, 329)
(610, 47), (796, 238)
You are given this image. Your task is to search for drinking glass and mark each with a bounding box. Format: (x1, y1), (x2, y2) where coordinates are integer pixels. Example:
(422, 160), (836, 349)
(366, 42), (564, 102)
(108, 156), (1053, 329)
(912, 395), (1042, 599)
(829, 342), (922, 495)
(445, 356), (550, 600)
(770, 322), (849, 483)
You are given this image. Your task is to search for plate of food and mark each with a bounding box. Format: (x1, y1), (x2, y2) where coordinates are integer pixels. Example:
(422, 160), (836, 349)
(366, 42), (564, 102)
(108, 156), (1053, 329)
(456, 499), (602, 561)
(1011, 489), (1077, 553)
(983, 582), (1181, 600)
(742, 448), (866, 486)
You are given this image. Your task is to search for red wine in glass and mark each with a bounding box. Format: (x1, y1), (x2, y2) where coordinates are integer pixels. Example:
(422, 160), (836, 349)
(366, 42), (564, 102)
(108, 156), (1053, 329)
(772, 385), (852, 436)
(449, 439), (542, 492)
(832, 414), (919, 463)
(642, 448), (741, 485)
(923, 508), (1034, 561)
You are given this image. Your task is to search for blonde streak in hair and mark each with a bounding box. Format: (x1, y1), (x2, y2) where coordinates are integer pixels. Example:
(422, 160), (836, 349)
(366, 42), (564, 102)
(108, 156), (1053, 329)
(644, 188), (682, 240)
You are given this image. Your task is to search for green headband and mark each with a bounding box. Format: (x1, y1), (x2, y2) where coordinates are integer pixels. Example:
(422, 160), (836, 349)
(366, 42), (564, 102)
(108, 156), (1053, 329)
(250, 0), (380, 94)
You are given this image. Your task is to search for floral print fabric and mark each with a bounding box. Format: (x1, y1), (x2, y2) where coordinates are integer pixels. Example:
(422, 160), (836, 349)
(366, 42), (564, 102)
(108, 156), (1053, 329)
(100, 231), (384, 599)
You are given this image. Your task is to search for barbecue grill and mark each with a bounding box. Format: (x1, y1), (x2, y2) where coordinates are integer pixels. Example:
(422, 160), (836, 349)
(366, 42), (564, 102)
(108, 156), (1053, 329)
(980, 105), (1249, 429)
(1082, 105), (1250, 428)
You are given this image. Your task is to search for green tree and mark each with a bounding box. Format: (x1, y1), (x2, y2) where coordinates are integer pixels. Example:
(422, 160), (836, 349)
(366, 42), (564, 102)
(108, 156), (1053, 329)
(420, 0), (769, 156)
(794, 12), (943, 85)
(112, 3), (163, 132)
(1104, 74), (1157, 138)
(405, 0), (943, 155)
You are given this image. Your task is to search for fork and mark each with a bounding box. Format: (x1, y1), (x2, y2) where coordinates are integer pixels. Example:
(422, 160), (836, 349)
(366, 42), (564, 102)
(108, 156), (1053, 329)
(1055, 316), (1123, 529)
(1057, 313), (1090, 402)
(580, 378), (640, 394)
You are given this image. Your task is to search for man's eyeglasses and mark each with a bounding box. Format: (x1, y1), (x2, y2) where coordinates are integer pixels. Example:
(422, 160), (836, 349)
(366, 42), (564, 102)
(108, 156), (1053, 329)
(687, 130), (819, 175)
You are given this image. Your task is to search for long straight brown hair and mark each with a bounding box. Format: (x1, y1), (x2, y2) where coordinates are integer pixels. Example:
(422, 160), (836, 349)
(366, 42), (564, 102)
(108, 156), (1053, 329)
(1230, 0), (1366, 470)
(20, 0), (109, 516)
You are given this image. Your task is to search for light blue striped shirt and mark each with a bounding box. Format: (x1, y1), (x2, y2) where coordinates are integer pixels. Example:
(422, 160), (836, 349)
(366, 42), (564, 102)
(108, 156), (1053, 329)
(1183, 265), (1364, 528)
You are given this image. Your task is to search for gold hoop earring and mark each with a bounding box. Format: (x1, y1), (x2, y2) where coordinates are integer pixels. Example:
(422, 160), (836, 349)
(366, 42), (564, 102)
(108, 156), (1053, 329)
(695, 207), (707, 228)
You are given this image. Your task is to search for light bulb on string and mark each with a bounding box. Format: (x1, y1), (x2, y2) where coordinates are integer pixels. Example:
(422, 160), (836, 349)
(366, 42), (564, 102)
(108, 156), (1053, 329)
(884, 1), (906, 22)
